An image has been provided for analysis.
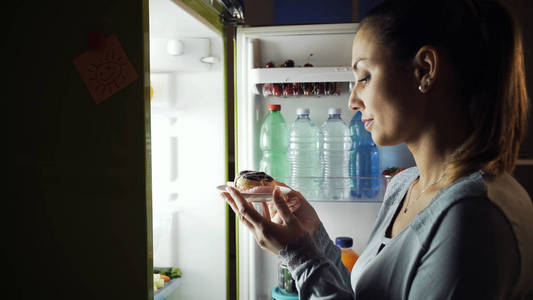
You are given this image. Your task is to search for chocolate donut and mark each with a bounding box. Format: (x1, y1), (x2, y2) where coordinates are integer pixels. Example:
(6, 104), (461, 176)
(235, 170), (275, 191)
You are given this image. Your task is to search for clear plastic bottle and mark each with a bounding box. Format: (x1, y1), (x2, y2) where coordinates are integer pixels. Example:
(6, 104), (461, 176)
(288, 108), (320, 199)
(320, 108), (352, 200)
(349, 111), (381, 198)
(335, 236), (359, 273)
(259, 104), (289, 182)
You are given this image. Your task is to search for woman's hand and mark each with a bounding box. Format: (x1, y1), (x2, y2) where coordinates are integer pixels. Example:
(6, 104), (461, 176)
(269, 181), (322, 236)
(221, 186), (309, 255)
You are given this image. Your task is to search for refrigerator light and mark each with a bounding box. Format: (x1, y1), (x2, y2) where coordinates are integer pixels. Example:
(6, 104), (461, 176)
(166, 39), (184, 56)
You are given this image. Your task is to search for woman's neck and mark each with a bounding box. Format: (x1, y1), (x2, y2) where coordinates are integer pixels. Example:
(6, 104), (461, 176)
(407, 118), (469, 188)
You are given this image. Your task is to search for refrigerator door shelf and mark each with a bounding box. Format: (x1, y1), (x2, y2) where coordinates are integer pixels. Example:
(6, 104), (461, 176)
(250, 66), (355, 84)
(154, 278), (182, 300)
(288, 176), (386, 203)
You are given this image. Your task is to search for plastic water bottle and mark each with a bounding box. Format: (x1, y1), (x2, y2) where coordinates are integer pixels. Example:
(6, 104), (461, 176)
(335, 237), (359, 273)
(320, 108), (351, 200)
(259, 104), (289, 182)
(288, 108), (320, 199)
(349, 111), (381, 198)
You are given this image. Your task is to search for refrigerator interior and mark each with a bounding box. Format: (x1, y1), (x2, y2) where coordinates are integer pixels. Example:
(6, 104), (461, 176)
(149, 0), (226, 299)
(235, 24), (416, 300)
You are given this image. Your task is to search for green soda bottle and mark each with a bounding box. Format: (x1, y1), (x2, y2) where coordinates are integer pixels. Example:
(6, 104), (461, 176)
(259, 104), (289, 182)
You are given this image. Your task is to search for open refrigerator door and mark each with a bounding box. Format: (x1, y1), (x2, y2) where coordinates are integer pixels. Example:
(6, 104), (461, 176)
(149, 0), (227, 299)
(235, 23), (415, 300)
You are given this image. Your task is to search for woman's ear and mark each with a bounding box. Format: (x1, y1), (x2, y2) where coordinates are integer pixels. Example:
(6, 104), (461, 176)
(413, 46), (439, 93)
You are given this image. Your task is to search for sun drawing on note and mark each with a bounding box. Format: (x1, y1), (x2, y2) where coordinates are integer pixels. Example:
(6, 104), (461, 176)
(87, 50), (128, 96)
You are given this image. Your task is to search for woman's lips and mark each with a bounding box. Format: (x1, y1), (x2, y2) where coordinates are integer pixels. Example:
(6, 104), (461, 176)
(362, 119), (374, 130)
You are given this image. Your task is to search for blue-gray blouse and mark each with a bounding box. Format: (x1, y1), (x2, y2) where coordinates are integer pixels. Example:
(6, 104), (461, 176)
(280, 167), (533, 299)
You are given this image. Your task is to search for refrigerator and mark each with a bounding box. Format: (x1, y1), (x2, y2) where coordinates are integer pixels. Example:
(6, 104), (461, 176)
(234, 24), (414, 300)
(149, 1), (414, 300)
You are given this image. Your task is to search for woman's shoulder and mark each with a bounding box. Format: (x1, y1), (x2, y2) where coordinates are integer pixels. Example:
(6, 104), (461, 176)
(427, 171), (532, 222)
(426, 172), (533, 297)
(435, 171), (532, 218)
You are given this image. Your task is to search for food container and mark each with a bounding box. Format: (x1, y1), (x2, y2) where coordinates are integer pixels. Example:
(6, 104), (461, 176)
(278, 262), (297, 295)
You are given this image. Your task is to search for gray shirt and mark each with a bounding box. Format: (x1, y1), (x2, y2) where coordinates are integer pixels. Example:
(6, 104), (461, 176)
(280, 167), (533, 299)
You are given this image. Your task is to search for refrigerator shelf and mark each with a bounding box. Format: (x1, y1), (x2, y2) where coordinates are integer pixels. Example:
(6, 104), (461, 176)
(275, 176), (390, 203)
(250, 66), (355, 84)
(154, 278), (182, 300)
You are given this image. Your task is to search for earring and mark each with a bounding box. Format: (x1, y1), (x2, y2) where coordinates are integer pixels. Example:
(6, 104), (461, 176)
(418, 78), (431, 93)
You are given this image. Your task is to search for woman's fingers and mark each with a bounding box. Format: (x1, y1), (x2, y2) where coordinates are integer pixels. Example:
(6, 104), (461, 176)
(227, 186), (264, 227)
(273, 188), (296, 226)
(261, 202), (271, 220)
(273, 180), (289, 188)
(221, 192), (254, 229)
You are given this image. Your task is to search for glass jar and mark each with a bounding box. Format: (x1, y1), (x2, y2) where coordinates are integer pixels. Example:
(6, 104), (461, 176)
(278, 261), (297, 295)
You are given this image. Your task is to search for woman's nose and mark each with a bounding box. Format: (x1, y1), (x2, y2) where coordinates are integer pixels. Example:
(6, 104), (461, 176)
(348, 83), (364, 111)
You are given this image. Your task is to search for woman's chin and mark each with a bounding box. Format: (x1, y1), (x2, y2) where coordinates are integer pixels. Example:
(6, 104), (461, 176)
(371, 134), (402, 147)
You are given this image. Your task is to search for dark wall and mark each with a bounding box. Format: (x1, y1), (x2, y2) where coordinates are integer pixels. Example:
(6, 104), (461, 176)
(273, 0), (355, 25)
(508, 0), (533, 159)
(505, 0), (533, 195)
(243, 0), (359, 26)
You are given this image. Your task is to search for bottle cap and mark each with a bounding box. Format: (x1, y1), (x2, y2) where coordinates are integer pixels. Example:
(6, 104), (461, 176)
(296, 108), (310, 115)
(328, 108), (342, 115)
(335, 236), (353, 248)
(268, 104), (281, 111)
(353, 110), (362, 120)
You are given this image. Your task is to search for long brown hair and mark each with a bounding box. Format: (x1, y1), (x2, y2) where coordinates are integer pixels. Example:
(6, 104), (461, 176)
(361, 0), (529, 181)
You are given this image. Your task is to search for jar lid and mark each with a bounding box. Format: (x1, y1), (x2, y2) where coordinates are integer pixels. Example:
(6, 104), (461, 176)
(272, 286), (299, 300)
(268, 104), (281, 111)
(335, 236), (353, 248)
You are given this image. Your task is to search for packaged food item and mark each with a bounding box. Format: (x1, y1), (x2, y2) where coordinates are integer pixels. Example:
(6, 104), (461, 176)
(282, 83), (294, 97)
(263, 83), (273, 97)
(325, 82), (337, 95)
(303, 83), (314, 96)
(262, 61), (275, 97)
(292, 82), (304, 96)
(314, 82), (325, 96)
(272, 84), (283, 97)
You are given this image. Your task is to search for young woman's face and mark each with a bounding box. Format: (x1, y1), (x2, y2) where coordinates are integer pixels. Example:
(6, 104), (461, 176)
(349, 26), (422, 146)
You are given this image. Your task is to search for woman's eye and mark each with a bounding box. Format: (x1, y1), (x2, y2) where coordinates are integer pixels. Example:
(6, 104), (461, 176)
(358, 75), (370, 83)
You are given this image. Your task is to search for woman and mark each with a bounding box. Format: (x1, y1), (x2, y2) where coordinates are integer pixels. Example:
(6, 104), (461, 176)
(221, 0), (533, 298)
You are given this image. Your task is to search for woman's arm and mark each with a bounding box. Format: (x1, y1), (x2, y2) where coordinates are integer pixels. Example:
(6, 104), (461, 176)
(310, 223), (353, 290)
(281, 231), (355, 300)
(408, 198), (519, 300)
